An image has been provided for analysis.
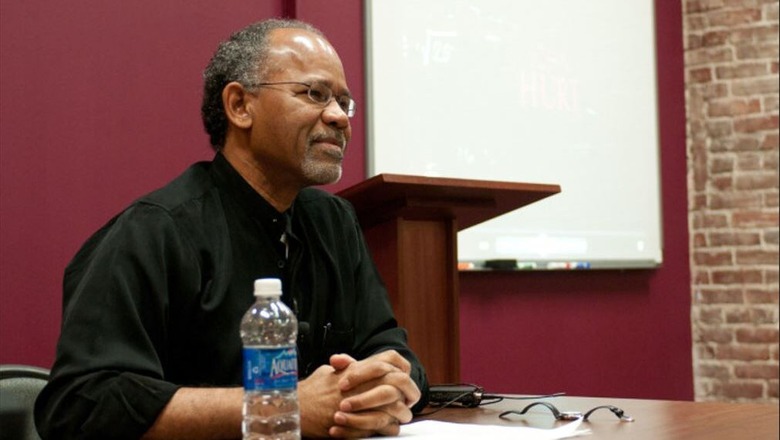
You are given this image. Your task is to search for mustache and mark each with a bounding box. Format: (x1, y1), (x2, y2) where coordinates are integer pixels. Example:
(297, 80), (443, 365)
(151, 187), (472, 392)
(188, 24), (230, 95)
(310, 131), (347, 149)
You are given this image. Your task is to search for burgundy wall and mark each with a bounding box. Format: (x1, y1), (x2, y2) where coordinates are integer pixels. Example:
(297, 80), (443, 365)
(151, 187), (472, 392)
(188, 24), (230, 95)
(1, 0), (692, 400)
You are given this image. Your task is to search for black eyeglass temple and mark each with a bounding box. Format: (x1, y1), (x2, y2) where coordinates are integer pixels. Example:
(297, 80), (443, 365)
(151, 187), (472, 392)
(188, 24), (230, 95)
(582, 405), (634, 422)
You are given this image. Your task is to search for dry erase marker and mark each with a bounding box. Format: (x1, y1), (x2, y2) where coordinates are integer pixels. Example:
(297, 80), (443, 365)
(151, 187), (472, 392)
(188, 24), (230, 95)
(484, 259), (518, 270)
(547, 262), (590, 269)
(516, 262), (537, 270)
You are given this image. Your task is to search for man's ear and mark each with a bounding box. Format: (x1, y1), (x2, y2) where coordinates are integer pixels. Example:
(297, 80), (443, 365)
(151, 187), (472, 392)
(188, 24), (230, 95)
(222, 82), (254, 129)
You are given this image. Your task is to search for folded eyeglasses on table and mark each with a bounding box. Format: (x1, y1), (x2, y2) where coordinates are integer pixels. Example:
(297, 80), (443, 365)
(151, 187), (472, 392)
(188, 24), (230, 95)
(499, 401), (635, 422)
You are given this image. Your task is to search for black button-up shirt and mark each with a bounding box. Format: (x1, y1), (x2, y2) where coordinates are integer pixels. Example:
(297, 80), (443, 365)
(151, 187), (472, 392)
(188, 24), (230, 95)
(35, 153), (428, 439)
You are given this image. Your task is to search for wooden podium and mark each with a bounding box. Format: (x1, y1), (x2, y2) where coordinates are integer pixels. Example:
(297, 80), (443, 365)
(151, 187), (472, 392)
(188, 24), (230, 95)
(337, 174), (560, 384)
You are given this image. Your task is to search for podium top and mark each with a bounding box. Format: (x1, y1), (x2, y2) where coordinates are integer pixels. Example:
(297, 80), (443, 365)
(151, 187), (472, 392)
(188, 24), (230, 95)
(337, 173), (560, 231)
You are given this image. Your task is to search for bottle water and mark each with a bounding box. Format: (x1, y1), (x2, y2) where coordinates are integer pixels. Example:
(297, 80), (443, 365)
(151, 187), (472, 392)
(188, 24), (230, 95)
(240, 278), (300, 440)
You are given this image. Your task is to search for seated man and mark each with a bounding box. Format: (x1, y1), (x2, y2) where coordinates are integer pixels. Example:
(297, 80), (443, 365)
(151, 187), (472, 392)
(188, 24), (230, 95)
(34, 18), (428, 439)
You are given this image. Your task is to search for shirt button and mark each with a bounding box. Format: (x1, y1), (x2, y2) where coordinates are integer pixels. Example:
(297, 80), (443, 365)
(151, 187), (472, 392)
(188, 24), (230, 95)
(277, 260), (285, 269)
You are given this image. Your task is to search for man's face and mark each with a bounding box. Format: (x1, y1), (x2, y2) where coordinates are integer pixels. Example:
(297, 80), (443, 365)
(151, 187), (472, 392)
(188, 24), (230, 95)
(246, 28), (352, 188)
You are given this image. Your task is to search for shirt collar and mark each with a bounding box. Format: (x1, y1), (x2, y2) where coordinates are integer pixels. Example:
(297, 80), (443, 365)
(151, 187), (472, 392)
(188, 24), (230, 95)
(211, 152), (293, 231)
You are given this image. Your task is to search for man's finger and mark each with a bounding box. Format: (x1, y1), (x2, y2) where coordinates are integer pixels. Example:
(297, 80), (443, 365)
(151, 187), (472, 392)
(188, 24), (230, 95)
(330, 409), (403, 437)
(340, 376), (420, 411)
(337, 359), (399, 392)
(329, 353), (357, 371)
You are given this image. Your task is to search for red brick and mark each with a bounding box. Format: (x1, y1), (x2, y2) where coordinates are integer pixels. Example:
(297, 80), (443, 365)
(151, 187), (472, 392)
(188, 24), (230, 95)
(711, 175), (734, 190)
(764, 95), (779, 112)
(712, 269), (764, 284)
(715, 344), (770, 361)
(697, 363), (731, 379)
(692, 193), (708, 209)
(698, 307), (725, 324)
(764, 229), (779, 245)
(702, 30), (730, 46)
(710, 156), (735, 173)
(736, 43), (780, 60)
(732, 78), (780, 95)
(687, 34), (704, 50)
(707, 83), (731, 99)
(697, 287), (744, 303)
(720, 381), (765, 399)
(696, 343), (718, 359)
(764, 193), (779, 208)
(745, 289), (780, 304)
(708, 231), (761, 246)
(751, 307), (780, 324)
(689, 67), (714, 83)
(734, 115), (779, 133)
(725, 308), (752, 323)
(736, 327), (780, 343)
(733, 211), (779, 227)
(736, 249), (779, 264)
(732, 137), (761, 151)
(696, 212), (730, 228)
(693, 269), (712, 285)
(769, 380), (779, 398)
(686, 15), (709, 31)
(767, 268), (779, 284)
(708, 98), (762, 117)
(735, 173), (780, 189)
(698, 327), (736, 343)
(716, 62), (769, 79)
(762, 154), (778, 171)
(729, 25), (780, 43)
(709, 9), (763, 27)
(767, 1), (780, 21)
(693, 232), (709, 249)
(686, 47), (734, 65)
(761, 133), (779, 149)
(706, 120), (734, 138)
(693, 166), (709, 194)
(686, 0), (725, 14)
(711, 138), (734, 153)
(736, 152), (762, 170)
(695, 250), (734, 265)
(709, 192), (762, 209)
(734, 364), (780, 380)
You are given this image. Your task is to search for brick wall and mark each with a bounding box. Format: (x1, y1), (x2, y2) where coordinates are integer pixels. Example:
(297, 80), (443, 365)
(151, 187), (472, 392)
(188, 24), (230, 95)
(684, 0), (779, 402)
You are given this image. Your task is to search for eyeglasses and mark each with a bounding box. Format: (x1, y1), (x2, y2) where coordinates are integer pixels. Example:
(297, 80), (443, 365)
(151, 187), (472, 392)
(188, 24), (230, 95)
(499, 401), (634, 422)
(248, 81), (356, 118)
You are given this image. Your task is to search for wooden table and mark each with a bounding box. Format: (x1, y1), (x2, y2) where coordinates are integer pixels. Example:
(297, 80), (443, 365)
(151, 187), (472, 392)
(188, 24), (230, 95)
(417, 396), (779, 439)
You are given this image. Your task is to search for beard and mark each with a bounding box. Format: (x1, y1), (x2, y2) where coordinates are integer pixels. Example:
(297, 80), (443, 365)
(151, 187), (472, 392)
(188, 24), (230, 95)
(301, 146), (343, 185)
(302, 131), (347, 185)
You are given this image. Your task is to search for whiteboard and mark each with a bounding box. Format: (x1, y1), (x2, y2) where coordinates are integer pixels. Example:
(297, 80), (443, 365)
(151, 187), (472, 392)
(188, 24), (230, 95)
(365, 0), (662, 269)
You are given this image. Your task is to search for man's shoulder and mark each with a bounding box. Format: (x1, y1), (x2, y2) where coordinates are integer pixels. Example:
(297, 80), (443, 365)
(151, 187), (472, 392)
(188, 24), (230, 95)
(91, 160), (219, 238)
(65, 161), (220, 274)
(138, 161), (215, 212)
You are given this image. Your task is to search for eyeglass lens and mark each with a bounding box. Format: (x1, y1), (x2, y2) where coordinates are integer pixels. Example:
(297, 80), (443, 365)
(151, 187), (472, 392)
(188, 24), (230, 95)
(307, 82), (356, 117)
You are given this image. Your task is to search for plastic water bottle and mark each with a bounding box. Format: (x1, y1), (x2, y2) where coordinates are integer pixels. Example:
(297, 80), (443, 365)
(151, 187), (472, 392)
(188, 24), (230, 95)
(240, 278), (300, 440)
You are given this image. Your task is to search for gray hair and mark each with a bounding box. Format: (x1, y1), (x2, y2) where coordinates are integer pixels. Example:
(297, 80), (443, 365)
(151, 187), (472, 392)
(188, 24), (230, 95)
(201, 19), (324, 150)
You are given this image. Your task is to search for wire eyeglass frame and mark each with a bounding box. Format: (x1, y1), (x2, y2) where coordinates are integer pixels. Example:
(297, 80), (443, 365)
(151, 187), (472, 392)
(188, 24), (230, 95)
(248, 81), (356, 118)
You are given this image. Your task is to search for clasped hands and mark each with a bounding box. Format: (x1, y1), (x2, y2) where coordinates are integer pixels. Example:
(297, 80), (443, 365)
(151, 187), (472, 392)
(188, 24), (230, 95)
(298, 350), (421, 438)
